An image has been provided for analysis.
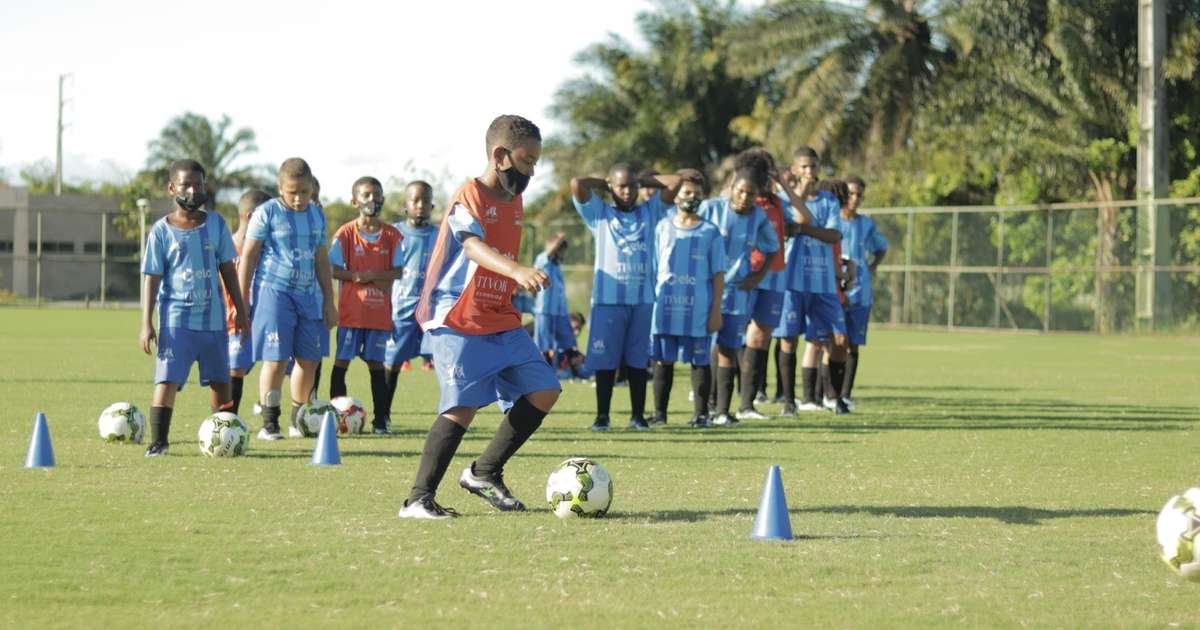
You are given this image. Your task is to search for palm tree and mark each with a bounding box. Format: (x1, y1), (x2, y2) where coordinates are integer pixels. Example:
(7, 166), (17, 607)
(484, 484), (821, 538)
(145, 112), (266, 208)
(727, 0), (964, 172)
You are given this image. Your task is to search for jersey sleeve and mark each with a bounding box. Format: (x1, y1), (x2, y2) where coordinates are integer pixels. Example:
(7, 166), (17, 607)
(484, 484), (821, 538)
(707, 228), (727, 278)
(141, 225), (166, 276)
(448, 203), (485, 243)
(820, 197), (843, 231)
(246, 205), (270, 241)
(572, 191), (606, 228)
(391, 235), (404, 267)
(754, 212), (780, 254)
(867, 220), (889, 254)
(645, 191), (669, 222)
(329, 236), (346, 269)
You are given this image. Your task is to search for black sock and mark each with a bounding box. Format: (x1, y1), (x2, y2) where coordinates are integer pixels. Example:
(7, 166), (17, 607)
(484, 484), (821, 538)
(595, 369), (616, 418)
(385, 369), (400, 418)
(733, 347), (744, 395)
(311, 361), (322, 400)
(230, 376), (244, 416)
(653, 363), (674, 415)
(708, 347), (719, 407)
(330, 364), (348, 399)
(818, 362), (831, 401)
(844, 350), (859, 399)
(715, 366), (735, 416)
(773, 340), (784, 400)
(691, 365), (711, 416)
(149, 406), (172, 445)
(627, 366), (647, 420)
(409, 416), (468, 502)
(262, 405), (282, 431)
(369, 368), (389, 428)
(801, 367), (818, 404)
(830, 360), (846, 402)
(474, 397), (549, 478)
(739, 348), (767, 412)
(780, 351), (797, 405)
(755, 348), (769, 399)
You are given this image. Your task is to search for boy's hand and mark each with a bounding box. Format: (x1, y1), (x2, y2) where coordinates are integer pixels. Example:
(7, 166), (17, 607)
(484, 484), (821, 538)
(775, 168), (797, 191)
(707, 311), (723, 334)
(233, 309), (248, 336)
(140, 323), (156, 355)
(323, 301), (338, 329)
(738, 274), (764, 291)
(512, 266), (550, 293)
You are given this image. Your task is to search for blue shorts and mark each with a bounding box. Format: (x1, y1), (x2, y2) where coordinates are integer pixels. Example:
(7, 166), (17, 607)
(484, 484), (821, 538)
(384, 317), (425, 367)
(335, 326), (390, 363)
(252, 286), (326, 362)
(429, 327), (561, 414)
(804, 292), (848, 342)
(534, 313), (577, 353)
(227, 331), (254, 372)
(155, 328), (229, 388)
(652, 334), (711, 366)
(419, 331), (432, 360)
(584, 303), (652, 371)
(748, 289), (784, 329)
(845, 304), (871, 346)
(715, 312), (749, 350)
(773, 290), (807, 338)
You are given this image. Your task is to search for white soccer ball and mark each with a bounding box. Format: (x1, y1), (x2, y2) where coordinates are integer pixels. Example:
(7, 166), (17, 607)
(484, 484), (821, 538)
(546, 457), (614, 519)
(98, 402), (146, 444)
(292, 400), (336, 437)
(197, 412), (249, 457)
(1158, 488), (1200, 581)
(330, 396), (367, 434)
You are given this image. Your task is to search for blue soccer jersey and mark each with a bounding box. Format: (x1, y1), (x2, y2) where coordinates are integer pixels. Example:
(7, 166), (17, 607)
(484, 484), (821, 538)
(391, 222), (437, 322)
(142, 212), (237, 332)
(532, 251), (568, 316)
(842, 214), (889, 306)
(245, 198), (326, 295)
(573, 191), (669, 305)
(697, 197), (779, 316)
(787, 190), (843, 294)
(651, 217), (726, 337)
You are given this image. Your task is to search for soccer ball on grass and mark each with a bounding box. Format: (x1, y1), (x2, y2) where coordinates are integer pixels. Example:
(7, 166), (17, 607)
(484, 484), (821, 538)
(1157, 488), (1200, 581)
(330, 396), (367, 434)
(198, 412), (249, 457)
(98, 402), (146, 443)
(292, 400), (336, 437)
(546, 457), (613, 518)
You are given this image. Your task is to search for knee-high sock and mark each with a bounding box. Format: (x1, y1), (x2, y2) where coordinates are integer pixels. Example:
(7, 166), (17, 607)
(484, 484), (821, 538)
(755, 344), (769, 397)
(594, 369), (616, 418)
(733, 346), (744, 395)
(310, 361), (322, 401)
(408, 416), (467, 502)
(773, 340), (784, 400)
(385, 369), (400, 417)
(474, 397), (548, 477)
(149, 406), (173, 444)
(230, 376), (244, 416)
(627, 366), (648, 420)
(843, 350), (859, 399)
(818, 362), (831, 401)
(829, 360), (846, 402)
(708, 346), (720, 406)
(653, 363), (674, 415)
(739, 347), (768, 411)
(692, 365), (711, 416)
(780, 350), (797, 405)
(330, 364), (348, 399)
(715, 366), (736, 416)
(801, 367), (819, 404)
(369, 368), (389, 427)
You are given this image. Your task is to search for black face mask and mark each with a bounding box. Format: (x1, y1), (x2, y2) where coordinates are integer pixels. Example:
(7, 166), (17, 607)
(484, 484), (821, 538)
(410, 215), (430, 227)
(497, 163), (531, 196)
(678, 197), (701, 213)
(360, 201), (383, 217)
(175, 191), (208, 212)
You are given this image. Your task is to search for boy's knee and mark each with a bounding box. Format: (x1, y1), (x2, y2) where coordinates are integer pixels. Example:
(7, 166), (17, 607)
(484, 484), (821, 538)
(526, 389), (559, 412)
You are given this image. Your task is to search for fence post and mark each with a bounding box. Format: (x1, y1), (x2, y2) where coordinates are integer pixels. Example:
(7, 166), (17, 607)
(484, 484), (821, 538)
(948, 211), (958, 329)
(35, 212), (43, 306)
(100, 211), (108, 306)
(994, 212), (1004, 328)
(1044, 210), (1053, 332)
(904, 211), (914, 324)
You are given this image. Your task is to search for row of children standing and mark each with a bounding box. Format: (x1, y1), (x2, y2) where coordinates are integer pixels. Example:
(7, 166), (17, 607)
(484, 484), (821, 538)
(566, 146), (888, 430)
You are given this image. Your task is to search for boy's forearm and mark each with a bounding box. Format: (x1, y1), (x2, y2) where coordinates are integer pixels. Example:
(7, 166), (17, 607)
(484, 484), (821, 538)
(710, 276), (724, 314)
(799, 225), (841, 243)
(141, 275), (160, 325)
(570, 177), (607, 203)
(219, 262), (246, 315)
(238, 240), (261, 305)
(331, 266), (353, 281)
(462, 237), (520, 278)
(315, 247), (335, 303)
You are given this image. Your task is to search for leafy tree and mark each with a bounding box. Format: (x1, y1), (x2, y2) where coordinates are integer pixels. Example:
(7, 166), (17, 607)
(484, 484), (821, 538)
(145, 112), (270, 208)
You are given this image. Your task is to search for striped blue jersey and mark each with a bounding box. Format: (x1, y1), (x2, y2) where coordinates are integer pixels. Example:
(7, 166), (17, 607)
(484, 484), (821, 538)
(532, 252), (568, 316)
(697, 197), (779, 316)
(759, 193), (795, 292)
(391, 222), (437, 321)
(652, 216), (726, 337)
(573, 191), (669, 305)
(787, 191), (843, 294)
(142, 212), (237, 332)
(842, 214), (889, 306)
(245, 199), (327, 295)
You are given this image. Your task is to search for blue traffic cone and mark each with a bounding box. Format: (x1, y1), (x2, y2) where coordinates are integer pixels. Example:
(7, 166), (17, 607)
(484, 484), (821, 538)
(25, 412), (56, 469)
(750, 464), (793, 541)
(311, 411), (341, 466)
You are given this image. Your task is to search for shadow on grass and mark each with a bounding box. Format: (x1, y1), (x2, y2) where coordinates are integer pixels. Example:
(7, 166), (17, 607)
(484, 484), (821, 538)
(864, 395), (1197, 417)
(795, 504), (1155, 525)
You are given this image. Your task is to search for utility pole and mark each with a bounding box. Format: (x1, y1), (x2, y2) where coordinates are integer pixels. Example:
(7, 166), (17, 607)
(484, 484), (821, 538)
(1136, 0), (1169, 331)
(54, 73), (70, 196)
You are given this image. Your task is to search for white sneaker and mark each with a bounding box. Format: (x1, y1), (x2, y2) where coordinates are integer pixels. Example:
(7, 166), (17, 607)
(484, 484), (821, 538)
(257, 427), (284, 441)
(843, 397), (857, 411)
(796, 402), (824, 412)
(711, 413), (739, 426)
(252, 402), (263, 416)
(822, 397), (837, 410)
(687, 390), (695, 402)
(398, 495), (459, 520)
(735, 408), (769, 421)
(287, 426), (305, 438)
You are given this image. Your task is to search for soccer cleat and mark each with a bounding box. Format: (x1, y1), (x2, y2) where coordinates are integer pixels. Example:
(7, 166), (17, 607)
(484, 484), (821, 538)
(459, 465), (527, 512)
(710, 413), (739, 427)
(398, 495), (459, 520)
(843, 397), (857, 411)
(834, 399), (851, 415)
(771, 395), (786, 405)
(258, 425), (284, 441)
(754, 392), (768, 405)
(648, 412), (667, 427)
(822, 396), (837, 410)
(735, 408), (769, 421)
(372, 426), (390, 435)
(590, 415), (611, 432)
(144, 441), (169, 457)
(287, 426), (304, 438)
(779, 403), (798, 417)
(627, 416), (650, 431)
(688, 414), (709, 428)
(796, 401), (824, 412)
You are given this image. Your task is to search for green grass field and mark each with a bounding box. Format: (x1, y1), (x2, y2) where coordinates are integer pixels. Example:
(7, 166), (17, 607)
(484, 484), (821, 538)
(2, 308), (1199, 628)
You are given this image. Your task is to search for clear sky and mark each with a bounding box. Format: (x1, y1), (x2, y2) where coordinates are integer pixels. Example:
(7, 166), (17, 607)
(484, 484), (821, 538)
(0, 0), (654, 200)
